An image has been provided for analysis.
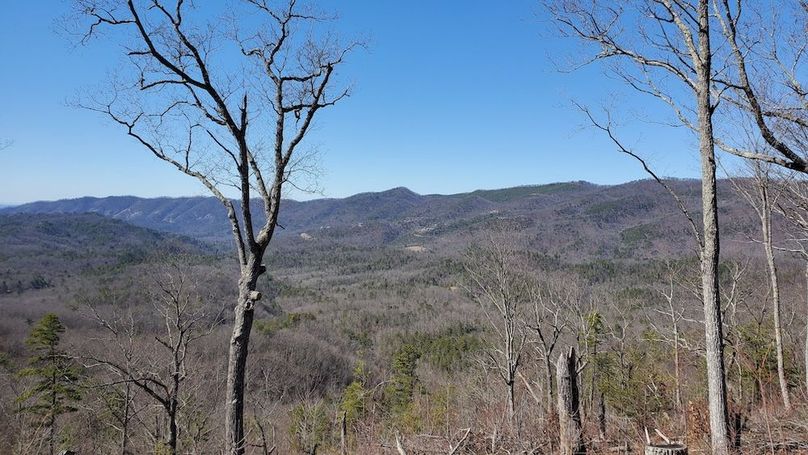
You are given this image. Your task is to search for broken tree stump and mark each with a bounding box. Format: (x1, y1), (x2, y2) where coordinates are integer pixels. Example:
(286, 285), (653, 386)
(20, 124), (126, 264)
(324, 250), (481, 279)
(644, 444), (687, 455)
(557, 346), (585, 454)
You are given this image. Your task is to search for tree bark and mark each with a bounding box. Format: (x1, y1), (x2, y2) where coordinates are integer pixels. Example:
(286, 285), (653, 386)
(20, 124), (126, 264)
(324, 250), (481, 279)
(696, 1), (731, 453)
(506, 319), (516, 430)
(507, 378), (516, 430)
(804, 261), (808, 396)
(226, 261), (262, 454)
(557, 347), (585, 455)
(588, 342), (598, 422)
(673, 320), (682, 412)
(50, 358), (57, 455)
(759, 184), (791, 410)
(121, 381), (130, 455)
(167, 405), (177, 455)
(545, 356), (555, 414)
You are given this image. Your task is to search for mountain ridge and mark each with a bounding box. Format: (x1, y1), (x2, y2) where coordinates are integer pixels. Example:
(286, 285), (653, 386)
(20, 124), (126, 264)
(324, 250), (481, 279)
(1, 179), (757, 259)
(6, 180), (606, 206)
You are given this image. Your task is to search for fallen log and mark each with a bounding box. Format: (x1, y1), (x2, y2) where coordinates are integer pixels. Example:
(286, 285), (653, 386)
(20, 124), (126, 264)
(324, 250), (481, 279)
(644, 444), (687, 455)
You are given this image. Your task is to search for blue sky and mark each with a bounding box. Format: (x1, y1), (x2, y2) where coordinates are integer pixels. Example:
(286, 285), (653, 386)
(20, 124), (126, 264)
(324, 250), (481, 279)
(0, 1), (702, 204)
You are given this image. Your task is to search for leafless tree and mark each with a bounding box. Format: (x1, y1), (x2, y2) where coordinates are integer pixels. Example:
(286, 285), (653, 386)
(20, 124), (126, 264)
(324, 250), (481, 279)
(566, 288), (601, 421)
(463, 236), (529, 430)
(645, 262), (690, 412)
(731, 163), (791, 409)
(70, 1), (357, 452)
(82, 261), (223, 454)
(525, 278), (570, 414)
(79, 294), (143, 454)
(713, 1), (808, 172)
(547, 1), (731, 451)
(773, 174), (808, 396)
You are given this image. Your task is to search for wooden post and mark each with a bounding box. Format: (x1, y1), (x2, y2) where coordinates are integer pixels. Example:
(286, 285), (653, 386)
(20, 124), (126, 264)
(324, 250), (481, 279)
(557, 347), (585, 454)
(644, 444), (687, 455)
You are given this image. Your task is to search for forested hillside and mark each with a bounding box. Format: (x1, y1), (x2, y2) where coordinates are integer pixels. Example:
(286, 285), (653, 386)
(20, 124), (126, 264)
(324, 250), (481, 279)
(1, 180), (806, 453)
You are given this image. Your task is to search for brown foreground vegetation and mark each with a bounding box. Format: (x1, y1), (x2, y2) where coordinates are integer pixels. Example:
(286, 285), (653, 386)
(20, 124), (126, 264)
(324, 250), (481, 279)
(1, 218), (808, 453)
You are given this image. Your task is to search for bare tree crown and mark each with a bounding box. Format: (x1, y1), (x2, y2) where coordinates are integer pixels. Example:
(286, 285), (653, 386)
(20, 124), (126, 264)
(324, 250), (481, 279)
(73, 0), (357, 265)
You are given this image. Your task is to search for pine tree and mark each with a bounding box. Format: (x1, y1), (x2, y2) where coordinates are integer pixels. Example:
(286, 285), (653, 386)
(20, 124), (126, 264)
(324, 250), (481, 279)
(17, 313), (81, 455)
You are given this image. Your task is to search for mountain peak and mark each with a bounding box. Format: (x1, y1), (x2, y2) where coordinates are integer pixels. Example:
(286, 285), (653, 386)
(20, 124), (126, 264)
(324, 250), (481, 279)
(382, 187), (419, 197)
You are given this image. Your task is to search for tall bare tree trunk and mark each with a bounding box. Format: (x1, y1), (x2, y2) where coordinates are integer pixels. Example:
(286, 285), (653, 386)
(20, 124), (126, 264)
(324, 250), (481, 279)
(121, 381), (131, 455)
(167, 404), (177, 455)
(226, 262), (262, 454)
(507, 377), (516, 430)
(759, 184), (791, 410)
(557, 347), (584, 455)
(696, 1), (730, 452)
(503, 300), (518, 432)
(804, 261), (808, 396)
(673, 319), (682, 412)
(506, 322), (516, 429)
(587, 343), (597, 422)
(50, 366), (57, 455)
(545, 356), (555, 414)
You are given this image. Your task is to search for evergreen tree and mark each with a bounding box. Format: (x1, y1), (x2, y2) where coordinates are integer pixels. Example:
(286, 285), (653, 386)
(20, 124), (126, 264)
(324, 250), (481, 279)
(17, 313), (81, 455)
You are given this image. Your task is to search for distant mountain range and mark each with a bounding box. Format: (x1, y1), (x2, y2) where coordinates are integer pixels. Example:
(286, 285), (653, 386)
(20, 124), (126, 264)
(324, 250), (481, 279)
(0, 180), (761, 259)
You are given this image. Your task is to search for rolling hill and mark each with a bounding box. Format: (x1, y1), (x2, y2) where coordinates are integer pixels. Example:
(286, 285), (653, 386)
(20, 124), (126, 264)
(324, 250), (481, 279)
(1, 179), (761, 260)
(0, 212), (208, 294)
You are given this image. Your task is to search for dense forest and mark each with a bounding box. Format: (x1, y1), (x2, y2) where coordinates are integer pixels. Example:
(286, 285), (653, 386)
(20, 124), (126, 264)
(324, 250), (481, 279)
(2, 0), (808, 454)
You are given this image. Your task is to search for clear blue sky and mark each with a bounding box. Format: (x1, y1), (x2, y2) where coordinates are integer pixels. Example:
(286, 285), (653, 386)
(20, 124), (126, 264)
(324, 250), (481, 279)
(0, 1), (702, 205)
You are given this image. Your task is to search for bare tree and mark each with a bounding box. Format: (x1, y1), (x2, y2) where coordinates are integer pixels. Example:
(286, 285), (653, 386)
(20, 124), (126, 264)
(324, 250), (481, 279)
(565, 288), (602, 422)
(731, 164), (791, 409)
(526, 277), (570, 414)
(646, 262), (689, 412)
(463, 236), (528, 430)
(82, 261), (223, 454)
(712, 0), (808, 405)
(720, 259), (752, 407)
(773, 175), (808, 396)
(80, 294), (143, 454)
(71, 1), (356, 452)
(547, 1), (731, 451)
(713, 1), (808, 172)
